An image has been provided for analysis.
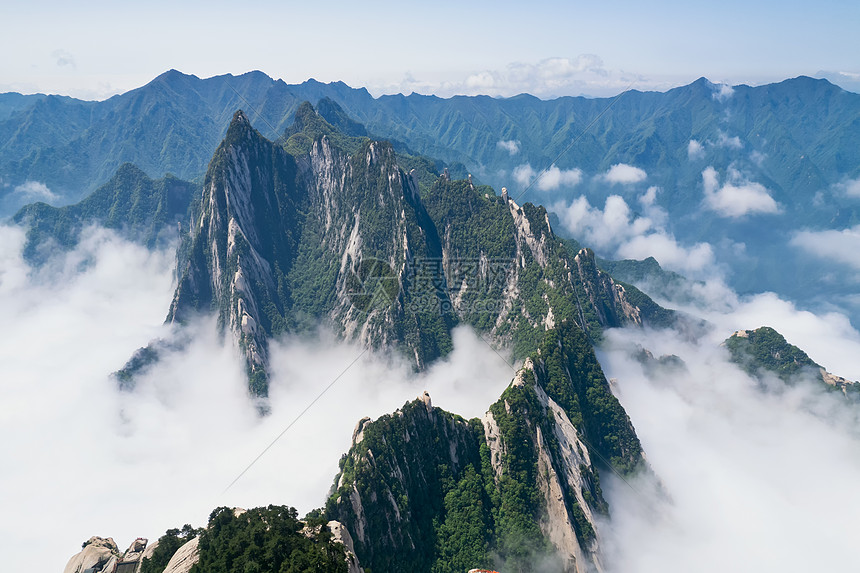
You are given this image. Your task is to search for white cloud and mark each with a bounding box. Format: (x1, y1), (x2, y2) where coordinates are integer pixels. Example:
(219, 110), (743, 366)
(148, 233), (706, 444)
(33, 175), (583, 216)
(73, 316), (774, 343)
(654, 275), (860, 381)
(538, 164), (582, 190)
(598, 311), (860, 572)
(702, 166), (780, 218)
(374, 55), (650, 99)
(791, 225), (860, 270)
(716, 131), (742, 149)
(835, 176), (860, 197)
(617, 233), (715, 273)
(638, 185), (659, 208)
(812, 71), (860, 94)
(12, 180), (58, 203)
(513, 163), (536, 187)
(553, 192), (714, 275)
(52, 48), (76, 68)
(6, 218), (860, 573)
(712, 82), (735, 101)
(496, 139), (521, 156)
(0, 224), (517, 571)
(602, 163), (647, 185)
(596, 280), (860, 573)
(513, 163), (583, 191)
(466, 55), (613, 97)
(687, 139), (705, 160)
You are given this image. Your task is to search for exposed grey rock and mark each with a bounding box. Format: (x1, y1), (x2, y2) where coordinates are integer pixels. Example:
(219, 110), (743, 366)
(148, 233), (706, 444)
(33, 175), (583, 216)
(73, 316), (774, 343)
(328, 520), (364, 573)
(161, 537), (199, 573)
(63, 537), (118, 573)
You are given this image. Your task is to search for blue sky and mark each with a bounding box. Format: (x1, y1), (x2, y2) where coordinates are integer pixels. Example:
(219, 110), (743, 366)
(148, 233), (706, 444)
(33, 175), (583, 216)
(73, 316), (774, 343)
(2, 0), (859, 99)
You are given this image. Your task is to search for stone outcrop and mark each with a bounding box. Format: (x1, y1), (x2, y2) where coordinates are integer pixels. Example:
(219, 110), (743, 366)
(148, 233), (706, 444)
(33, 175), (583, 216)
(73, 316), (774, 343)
(63, 537), (150, 573)
(63, 537), (119, 573)
(161, 107), (455, 395)
(161, 537), (200, 573)
(328, 520), (363, 573)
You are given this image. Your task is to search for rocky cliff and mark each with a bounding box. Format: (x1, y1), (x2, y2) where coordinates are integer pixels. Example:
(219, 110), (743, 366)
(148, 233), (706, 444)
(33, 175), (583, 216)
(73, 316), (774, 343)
(64, 537), (152, 573)
(116, 103), (674, 399)
(326, 321), (645, 573)
(415, 176), (674, 357)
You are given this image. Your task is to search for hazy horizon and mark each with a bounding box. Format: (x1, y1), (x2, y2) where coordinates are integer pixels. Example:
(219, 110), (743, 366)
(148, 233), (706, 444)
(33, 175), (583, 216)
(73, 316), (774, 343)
(4, 0), (859, 100)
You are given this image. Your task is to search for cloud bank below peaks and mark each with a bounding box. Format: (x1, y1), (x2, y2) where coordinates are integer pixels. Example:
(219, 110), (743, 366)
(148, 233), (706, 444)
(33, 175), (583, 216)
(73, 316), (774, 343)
(597, 318), (860, 573)
(0, 222), (517, 571)
(594, 268), (860, 572)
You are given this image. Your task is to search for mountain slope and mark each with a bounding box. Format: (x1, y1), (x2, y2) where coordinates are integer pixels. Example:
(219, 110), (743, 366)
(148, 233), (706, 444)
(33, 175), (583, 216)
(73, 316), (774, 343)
(141, 105), (673, 396)
(326, 320), (644, 572)
(12, 162), (197, 260)
(164, 107), (459, 395)
(166, 109), (306, 395)
(66, 321), (649, 573)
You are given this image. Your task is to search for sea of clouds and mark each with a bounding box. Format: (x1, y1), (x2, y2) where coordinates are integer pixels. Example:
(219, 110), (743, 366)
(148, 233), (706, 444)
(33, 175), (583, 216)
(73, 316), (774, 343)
(2, 215), (860, 572)
(0, 224), (515, 570)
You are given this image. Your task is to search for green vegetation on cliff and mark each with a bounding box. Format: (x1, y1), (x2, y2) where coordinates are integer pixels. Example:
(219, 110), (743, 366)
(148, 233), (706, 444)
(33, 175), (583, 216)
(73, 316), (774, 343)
(487, 374), (557, 569)
(140, 524), (201, 573)
(725, 326), (821, 382)
(12, 163), (197, 261)
(533, 321), (644, 474)
(325, 400), (492, 572)
(62, 102), (674, 399)
(192, 506), (347, 573)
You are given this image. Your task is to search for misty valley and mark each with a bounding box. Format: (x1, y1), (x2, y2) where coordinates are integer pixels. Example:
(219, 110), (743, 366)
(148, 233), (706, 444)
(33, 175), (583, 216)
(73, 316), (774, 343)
(2, 71), (860, 573)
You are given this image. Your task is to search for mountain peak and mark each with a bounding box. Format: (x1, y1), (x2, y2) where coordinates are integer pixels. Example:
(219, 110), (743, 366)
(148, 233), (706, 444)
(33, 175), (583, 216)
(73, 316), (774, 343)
(292, 101), (316, 124)
(725, 326), (860, 399)
(231, 109), (251, 126)
(113, 162), (150, 180)
(222, 109), (256, 145)
(151, 69), (199, 87)
(316, 97), (368, 137)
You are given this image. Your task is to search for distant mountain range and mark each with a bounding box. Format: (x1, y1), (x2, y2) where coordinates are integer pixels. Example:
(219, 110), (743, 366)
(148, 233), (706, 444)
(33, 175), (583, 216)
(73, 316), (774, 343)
(3, 70), (860, 327)
(4, 70), (859, 215)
